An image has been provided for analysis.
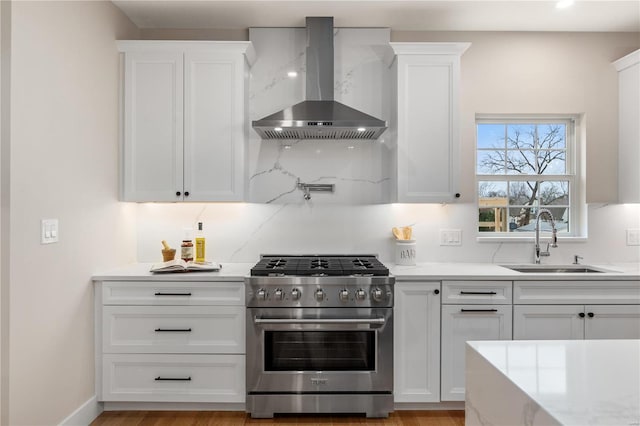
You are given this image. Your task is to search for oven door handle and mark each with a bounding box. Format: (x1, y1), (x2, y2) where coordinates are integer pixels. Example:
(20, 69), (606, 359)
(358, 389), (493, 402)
(253, 317), (386, 325)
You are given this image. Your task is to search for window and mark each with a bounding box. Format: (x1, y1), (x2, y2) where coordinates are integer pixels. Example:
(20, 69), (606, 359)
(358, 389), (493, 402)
(476, 116), (579, 237)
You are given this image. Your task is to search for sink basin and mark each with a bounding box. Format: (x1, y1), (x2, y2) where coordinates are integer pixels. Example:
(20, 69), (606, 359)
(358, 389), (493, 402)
(501, 265), (606, 273)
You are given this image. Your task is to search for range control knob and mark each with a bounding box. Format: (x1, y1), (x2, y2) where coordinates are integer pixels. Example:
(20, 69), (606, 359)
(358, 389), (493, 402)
(355, 289), (366, 301)
(274, 288), (284, 300)
(256, 289), (267, 301)
(291, 288), (301, 301)
(338, 289), (350, 302)
(315, 289), (325, 302)
(371, 287), (384, 302)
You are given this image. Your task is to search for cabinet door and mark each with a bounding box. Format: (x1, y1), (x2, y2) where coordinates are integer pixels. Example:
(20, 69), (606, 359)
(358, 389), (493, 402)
(122, 51), (184, 201)
(391, 43), (469, 203)
(585, 305), (640, 339)
(394, 282), (440, 402)
(441, 305), (512, 401)
(514, 305), (585, 340)
(614, 50), (640, 203)
(184, 52), (246, 201)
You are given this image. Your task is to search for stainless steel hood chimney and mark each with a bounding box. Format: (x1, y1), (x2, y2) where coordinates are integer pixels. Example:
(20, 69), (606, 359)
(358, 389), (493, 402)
(252, 17), (388, 140)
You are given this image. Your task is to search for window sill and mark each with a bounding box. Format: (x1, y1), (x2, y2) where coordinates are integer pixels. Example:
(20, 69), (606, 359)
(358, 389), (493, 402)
(476, 236), (588, 243)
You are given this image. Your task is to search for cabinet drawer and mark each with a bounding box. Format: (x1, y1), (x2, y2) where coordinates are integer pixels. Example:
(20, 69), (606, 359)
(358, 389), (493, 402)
(102, 353), (245, 402)
(514, 281), (640, 304)
(103, 306), (244, 354)
(102, 281), (244, 306)
(442, 281), (512, 304)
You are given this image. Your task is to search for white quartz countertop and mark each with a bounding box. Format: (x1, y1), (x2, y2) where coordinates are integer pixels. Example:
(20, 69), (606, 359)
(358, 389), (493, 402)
(466, 339), (640, 426)
(390, 262), (640, 280)
(92, 262), (254, 281)
(92, 262), (640, 281)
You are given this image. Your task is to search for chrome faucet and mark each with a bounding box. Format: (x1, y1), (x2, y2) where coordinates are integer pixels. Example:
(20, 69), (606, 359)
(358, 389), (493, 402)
(534, 208), (558, 264)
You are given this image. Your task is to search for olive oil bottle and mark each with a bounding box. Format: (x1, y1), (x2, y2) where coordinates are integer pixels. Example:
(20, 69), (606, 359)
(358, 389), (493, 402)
(195, 222), (206, 263)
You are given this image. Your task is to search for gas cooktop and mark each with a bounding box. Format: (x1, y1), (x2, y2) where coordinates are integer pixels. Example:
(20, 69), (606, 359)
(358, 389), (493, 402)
(250, 254), (390, 277)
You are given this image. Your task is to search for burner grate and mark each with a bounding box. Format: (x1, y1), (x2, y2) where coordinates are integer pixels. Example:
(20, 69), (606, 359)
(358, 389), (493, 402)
(251, 255), (389, 277)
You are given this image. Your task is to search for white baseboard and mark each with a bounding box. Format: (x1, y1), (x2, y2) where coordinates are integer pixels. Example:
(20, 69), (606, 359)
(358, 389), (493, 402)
(59, 395), (103, 426)
(103, 402), (246, 411)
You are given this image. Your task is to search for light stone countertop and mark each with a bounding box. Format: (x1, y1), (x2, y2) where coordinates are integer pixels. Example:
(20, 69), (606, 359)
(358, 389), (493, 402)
(92, 262), (255, 281)
(92, 262), (640, 282)
(465, 339), (640, 426)
(390, 262), (640, 281)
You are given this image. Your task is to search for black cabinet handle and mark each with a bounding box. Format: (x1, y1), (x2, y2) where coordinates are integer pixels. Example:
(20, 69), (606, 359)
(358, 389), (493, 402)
(460, 309), (498, 313)
(460, 291), (497, 295)
(155, 328), (192, 332)
(434, 289), (440, 295)
(579, 312), (585, 318)
(176, 191), (181, 196)
(587, 312), (594, 318)
(184, 191), (190, 197)
(455, 193), (461, 198)
(154, 292), (192, 296)
(155, 376), (191, 381)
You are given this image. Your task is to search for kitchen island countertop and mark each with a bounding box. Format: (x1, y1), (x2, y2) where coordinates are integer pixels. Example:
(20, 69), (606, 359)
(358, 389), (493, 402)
(465, 339), (640, 426)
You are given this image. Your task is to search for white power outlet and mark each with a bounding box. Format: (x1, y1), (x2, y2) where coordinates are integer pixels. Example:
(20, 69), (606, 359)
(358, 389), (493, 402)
(627, 229), (640, 246)
(440, 229), (462, 246)
(41, 219), (59, 244)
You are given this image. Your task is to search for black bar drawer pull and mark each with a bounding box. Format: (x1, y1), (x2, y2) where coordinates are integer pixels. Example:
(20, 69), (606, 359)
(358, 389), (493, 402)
(460, 291), (497, 295)
(460, 309), (498, 313)
(155, 376), (191, 381)
(154, 292), (192, 296)
(155, 328), (192, 332)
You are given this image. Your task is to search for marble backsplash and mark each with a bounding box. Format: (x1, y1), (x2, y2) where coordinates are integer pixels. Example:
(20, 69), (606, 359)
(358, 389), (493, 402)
(248, 27), (393, 204)
(135, 202), (640, 265)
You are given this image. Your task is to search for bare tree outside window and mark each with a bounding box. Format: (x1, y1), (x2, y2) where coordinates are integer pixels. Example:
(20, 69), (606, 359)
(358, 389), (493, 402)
(477, 121), (572, 233)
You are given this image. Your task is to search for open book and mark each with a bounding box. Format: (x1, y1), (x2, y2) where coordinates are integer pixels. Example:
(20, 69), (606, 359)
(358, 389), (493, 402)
(150, 259), (221, 273)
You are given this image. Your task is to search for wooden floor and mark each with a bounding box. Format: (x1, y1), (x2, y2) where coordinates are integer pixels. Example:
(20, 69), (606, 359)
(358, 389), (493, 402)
(91, 411), (465, 426)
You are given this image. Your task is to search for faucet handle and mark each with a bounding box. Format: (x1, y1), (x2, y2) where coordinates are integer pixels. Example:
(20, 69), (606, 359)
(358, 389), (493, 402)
(573, 255), (583, 265)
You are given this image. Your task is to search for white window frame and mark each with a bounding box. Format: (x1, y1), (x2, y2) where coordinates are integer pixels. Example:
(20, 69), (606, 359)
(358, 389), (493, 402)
(475, 114), (586, 242)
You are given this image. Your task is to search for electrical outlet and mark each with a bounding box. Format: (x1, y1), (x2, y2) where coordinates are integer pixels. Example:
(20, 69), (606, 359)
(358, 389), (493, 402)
(627, 229), (640, 246)
(41, 219), (59, 244)
(440, 229), (462, 246)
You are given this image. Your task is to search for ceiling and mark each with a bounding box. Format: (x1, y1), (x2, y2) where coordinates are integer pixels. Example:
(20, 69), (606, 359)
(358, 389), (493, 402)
(112, 0), (640, 33)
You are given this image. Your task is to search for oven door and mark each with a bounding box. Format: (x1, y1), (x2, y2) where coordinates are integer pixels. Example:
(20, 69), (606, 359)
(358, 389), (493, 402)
(246, 307), (393, 394)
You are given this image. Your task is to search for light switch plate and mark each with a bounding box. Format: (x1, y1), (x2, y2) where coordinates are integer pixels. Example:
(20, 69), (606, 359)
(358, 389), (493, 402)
(440, 229), (462, 246)
(627, 229), (640, 246)
(41, 219), (59, 244)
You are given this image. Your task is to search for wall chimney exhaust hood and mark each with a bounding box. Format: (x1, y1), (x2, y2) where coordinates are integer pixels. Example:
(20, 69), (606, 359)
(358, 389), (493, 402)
(252, 17), (388, 140)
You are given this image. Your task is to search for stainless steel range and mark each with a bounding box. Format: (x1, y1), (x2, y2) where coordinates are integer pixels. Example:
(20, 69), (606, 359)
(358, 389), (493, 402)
(245, 254), (394, 418)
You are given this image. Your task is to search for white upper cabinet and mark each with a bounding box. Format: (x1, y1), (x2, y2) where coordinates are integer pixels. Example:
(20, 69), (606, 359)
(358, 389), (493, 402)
(119, 41), (253, 202)
(389, 43), (470, 203)
(613, 49), (640, 203)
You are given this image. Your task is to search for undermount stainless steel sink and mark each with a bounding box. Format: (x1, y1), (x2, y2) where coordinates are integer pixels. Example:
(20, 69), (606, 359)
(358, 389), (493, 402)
(501, 265), (607, 273)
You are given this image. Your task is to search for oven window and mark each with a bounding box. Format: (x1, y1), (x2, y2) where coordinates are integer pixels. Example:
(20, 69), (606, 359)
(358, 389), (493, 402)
(264, 331), (375, 371)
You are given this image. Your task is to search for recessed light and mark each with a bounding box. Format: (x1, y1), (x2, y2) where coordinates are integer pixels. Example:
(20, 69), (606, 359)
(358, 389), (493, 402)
(556, 0), (574, 9)
(287, 71), (298, 78)
(274, 127), (283, 132)
(357, 127), (366, 132)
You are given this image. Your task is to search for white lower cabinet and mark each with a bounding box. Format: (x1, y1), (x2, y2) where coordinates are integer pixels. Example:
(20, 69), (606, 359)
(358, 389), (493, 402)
(513, 280), (640, 342)
(102, 353), (244, 402)
(394, 281), (441, 402)
(514, 304), (640, 340)
(440, 304), (512, 401)
(96, 280), (245, 403)
(584, 305), (640, 338)
(513, 305), (585, 340)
